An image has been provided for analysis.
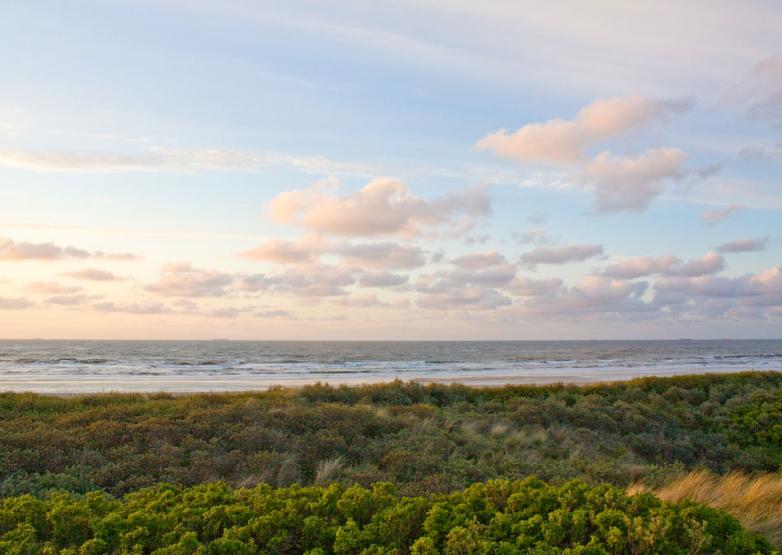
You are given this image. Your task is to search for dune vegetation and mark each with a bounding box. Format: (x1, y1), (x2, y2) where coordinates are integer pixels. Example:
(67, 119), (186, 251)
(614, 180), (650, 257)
(630, 470), (782, 549)
(0, 478), (774, 554)
(0, 371), (781, 552)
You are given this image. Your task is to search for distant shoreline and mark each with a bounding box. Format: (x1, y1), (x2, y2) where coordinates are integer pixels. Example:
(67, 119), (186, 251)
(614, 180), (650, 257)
(3, 369), (780, 397)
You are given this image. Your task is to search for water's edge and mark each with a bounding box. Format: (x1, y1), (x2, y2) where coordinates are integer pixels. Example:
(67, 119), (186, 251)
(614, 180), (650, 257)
(1, 339), (780, 393)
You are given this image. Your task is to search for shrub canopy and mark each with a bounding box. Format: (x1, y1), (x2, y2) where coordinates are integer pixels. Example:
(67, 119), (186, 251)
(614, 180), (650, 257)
(0, 478), (773, 554)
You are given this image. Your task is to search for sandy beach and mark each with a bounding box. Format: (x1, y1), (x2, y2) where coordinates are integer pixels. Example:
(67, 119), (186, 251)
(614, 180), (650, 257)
(1, 366), (773, 395)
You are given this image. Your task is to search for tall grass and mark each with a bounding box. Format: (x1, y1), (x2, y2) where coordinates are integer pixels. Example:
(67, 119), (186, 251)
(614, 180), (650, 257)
(629, 470), (782, 548)
(314, 456), (344, 485)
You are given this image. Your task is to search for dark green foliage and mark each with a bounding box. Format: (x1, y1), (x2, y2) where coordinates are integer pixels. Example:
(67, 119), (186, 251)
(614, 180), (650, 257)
(0, 479), (773, 554)
(729, 384), (782, 448)
(1, 372), (780, 498)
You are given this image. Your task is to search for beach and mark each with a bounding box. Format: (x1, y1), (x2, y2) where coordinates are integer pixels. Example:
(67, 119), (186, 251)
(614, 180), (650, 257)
(2, 339), (782, 393)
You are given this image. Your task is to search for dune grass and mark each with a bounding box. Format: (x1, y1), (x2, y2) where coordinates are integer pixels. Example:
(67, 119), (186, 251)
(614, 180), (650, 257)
(629, 469), (782, 548)
(1, 372), (781, 499)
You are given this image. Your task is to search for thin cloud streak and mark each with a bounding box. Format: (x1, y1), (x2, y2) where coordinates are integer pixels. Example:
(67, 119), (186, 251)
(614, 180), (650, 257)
(0, 148), (377, 176)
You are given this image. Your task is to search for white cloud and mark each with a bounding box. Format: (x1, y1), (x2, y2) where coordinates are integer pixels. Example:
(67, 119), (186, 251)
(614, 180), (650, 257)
(451, 251), (506, 269)
(1, 237), (87, 260)
(359, 272), (409, 287)
(743, 54), (782, 129)
(716, 237), (769, 253)
(255, 309), (294, 318)
(700, 204), (743, 224)
(240, 235), (325, 265)
(332, 294), (401, 308)
(739, 141), (782, 160)
(26, 282), (83, 294)
(208, 308), (242, 319)
(0, 148), (376, 176)
(145, 263), (233, 297)
(515, 228), (551, 245)
(93, 301), (173, 314)
(414, 261), (517, 311)
(670, 252), (725, 277)
(0, 237), (140, 261)
(602, 252), (724, 279)
(0, 296), (34, 310)
(476, 96), (690, 164)
(506, 276), (563, 296)
(520, 244), (603, 268)
(448, 266), (518, 287)
(655, 267), (782, 300)
(62, 268), (125, 282)
(46, 294), (93, 306)
(583, 148), (687, 212)
(601, 255), (680, 279)
(239, 265), (356, 298)
(417, 286), (512, 311)
(753, 267), (782, 292)
(267, 178), (490, 237)
(335, 242), (426, 269)
(516, 275), (650, 317)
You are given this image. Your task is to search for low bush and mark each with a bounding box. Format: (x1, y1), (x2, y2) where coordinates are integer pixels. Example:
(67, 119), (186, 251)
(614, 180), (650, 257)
(0, 478), (773, 554)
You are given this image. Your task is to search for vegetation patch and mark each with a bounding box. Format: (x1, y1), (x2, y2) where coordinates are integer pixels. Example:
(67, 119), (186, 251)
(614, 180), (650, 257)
(630, 470), (782, 549)
(0, 478), (774, 554)
(1, 372), (780, 498)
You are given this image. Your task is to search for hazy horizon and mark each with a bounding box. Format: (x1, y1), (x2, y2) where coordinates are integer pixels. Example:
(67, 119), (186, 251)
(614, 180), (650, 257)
(1, 338), (780, 343)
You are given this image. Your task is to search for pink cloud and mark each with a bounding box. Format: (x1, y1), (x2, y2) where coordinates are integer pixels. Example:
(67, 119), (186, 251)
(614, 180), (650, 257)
(239, 265), (356, 298)
(602, 252), (724, 279)
(336, 242), (426, 269)
(94, 301), (173, 314)
(417, 286), (512, 311)
(521, 244), (603, 268)
(62, 268), (125, 281)
(240, 235), (325, 265)
(26, 282), (83, 294)
(601, 255), (680, 279)
(700, 204), (743, 225)
(0, 237), (88, 260)
(451, 251), (507, 269)
(716, 237), (768, 253)
(46, 294), (93, 306)
(476, 96), (690, 164)
(359, 272), (409, 288)
(0, 237), (140, 261)
(145, 262), (233, 297)
(583, 148), (686, 212)
(267, 178), (490, 237)
(0, 296), (34, 309)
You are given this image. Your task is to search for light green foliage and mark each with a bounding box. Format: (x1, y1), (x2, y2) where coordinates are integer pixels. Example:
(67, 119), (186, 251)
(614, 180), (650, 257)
(0, 479), (773, 554)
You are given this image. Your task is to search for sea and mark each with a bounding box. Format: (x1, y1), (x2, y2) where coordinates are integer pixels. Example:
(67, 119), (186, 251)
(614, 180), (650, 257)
(0, 339), (781, 393)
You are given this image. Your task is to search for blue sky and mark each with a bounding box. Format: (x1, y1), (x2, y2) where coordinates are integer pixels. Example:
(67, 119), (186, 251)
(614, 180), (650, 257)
(0, 1), (780, 339)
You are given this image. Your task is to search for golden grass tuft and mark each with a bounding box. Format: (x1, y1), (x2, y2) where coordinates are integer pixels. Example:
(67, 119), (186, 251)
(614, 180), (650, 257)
(629, 469), (782, 548)
(314, 456), (344, 486)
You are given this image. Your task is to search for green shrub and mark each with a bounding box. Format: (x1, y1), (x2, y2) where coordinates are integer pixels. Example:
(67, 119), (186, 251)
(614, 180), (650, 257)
(0, 479), (772, 554)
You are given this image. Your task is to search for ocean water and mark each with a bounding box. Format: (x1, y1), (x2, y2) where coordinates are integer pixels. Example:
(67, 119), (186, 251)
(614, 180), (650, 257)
(0, 339), (781, 393)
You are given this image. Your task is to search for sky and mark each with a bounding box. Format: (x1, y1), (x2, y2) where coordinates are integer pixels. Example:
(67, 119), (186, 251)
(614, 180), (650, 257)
(0, 0), (781, 340)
